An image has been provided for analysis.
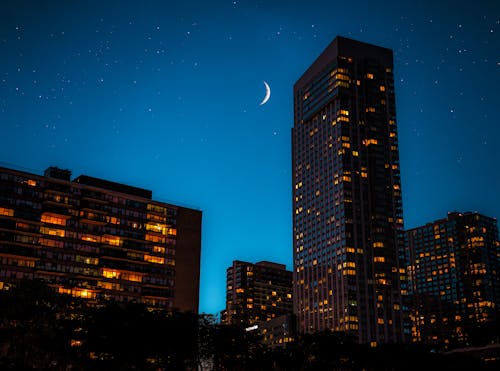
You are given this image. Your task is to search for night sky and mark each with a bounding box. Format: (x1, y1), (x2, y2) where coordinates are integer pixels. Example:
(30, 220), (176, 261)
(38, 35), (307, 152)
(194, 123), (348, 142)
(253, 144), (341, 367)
(1, 0), (499, 315)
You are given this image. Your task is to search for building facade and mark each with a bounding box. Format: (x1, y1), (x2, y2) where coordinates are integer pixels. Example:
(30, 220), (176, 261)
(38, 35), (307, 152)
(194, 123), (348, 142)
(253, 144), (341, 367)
(224, 260), (293, 327)
(0, 165), (202, 313)
(406, 212), (500, 346)
(292, 36), (408, 343)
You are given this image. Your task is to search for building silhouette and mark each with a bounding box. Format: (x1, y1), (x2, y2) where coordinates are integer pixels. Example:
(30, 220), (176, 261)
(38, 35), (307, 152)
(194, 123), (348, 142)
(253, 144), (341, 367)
(406, 212), (500, 346)
(292, 36), (408, 343)
(224, 260), (293, 326)
(0, 165), (202, 312)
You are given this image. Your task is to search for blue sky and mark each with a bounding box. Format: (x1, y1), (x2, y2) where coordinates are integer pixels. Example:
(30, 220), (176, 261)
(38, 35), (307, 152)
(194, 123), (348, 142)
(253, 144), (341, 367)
(1, 0), (499, 314)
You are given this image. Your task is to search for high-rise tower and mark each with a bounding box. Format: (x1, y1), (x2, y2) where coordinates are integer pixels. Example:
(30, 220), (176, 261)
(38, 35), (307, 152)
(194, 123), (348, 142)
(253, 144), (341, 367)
(406, 212), (500, 346)
(292, 36), (408, 343)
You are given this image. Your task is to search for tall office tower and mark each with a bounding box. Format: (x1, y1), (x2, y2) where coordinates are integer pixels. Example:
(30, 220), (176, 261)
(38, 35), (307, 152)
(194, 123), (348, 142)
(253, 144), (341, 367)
(292, 36), (408, 344)
(224, 260), (293, 327)
(406, 212), (500, 346)
(0, 165), (202, 313)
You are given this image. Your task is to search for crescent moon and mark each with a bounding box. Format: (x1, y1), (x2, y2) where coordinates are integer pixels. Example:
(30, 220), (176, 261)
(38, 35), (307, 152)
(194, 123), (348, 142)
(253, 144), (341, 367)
(259, 81), (271, 106)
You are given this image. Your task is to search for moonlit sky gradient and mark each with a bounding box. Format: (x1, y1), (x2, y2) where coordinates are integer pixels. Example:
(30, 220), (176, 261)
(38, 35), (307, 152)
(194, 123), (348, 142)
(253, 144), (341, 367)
(1, 0), (499, 314)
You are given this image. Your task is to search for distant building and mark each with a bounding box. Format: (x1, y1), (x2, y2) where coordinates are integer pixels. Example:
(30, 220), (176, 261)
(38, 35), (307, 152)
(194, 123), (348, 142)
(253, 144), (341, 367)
(406, 212), (500, 346)
(224, 260), (293, 326)
(0, 165), (202, 313)
(260, 314), (296, 348)
(292, 36), (408, 343)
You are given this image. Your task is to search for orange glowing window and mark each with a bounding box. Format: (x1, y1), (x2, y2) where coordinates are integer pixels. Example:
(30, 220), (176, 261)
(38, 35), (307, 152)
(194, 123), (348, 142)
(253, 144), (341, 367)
(102, 269), (119, 279)
(40, 226), (65, 237)
(102, 235), (121, 246)
(0, 207), (14, 217)
(144, 255), (165, 264)
(153, 246), (166, 254)
(41, 214), (66, 226)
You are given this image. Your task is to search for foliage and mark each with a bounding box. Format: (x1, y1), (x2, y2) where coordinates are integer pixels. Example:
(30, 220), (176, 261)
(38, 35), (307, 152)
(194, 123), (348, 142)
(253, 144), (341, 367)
(0, 280), (498, 370)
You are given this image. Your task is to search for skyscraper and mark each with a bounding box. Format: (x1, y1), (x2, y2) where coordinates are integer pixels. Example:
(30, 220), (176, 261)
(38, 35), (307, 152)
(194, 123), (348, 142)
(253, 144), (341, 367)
(292, 36), (408, 343)
(0, 165), (202, 313)
(406, 212), (500, 346)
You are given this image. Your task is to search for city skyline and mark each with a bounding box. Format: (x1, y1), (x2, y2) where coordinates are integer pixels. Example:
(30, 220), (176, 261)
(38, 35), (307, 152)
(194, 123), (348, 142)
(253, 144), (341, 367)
(1, 0), (499, 315)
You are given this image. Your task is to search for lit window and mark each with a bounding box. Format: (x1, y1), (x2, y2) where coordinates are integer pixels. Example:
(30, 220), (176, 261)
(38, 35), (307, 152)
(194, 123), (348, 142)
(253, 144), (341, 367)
(102, 235), (121, 246)
(40, 226), (65, 237)
(374, 257), (385, 263)
(379, 86), (386, 92)
(0, 207), (14, 217)
(81, 234), (99, 243)
(146, 222), (167, 234)
(366, 73), (374, 79)
(144, 255), (165, 264)
(102, 269), (119, 279)
(153, 246), (166, 254)
(41, 214), (67, 226)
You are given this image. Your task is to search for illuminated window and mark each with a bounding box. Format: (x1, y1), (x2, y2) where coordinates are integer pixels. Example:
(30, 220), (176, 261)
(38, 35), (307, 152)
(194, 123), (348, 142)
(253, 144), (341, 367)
(58, 287), (96, 300)
(366, 73), (374, 79)
(0, 207), (14, 217)
(373, 242), (384, 248)
(81, 234), (99, 243)
(167, 228), (177, 236)
(153, 246), (166, 254)
(41, 214), (67, 226)
(144, 255), (165, 264)
(374, 257), (385, 263)
(365, 107), (376, 113)
(379, 86), (386, 92)
(40, 226), (65, 237)
(107, 216), (120, 224)
(363, 139), (378, 146)
(147, 213), (166, 222)
(145, 233), (166, 243)
(102, 235), (121, 246)
(146, 222), (167, 234)
(102, 269), (119, 279)
(121, 272), (142, 282)
(147, 204), (166, 214)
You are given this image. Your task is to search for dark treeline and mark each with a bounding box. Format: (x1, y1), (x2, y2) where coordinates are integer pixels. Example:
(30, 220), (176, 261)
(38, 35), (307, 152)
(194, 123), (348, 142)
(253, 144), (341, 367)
(0, 280), (497, 370)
